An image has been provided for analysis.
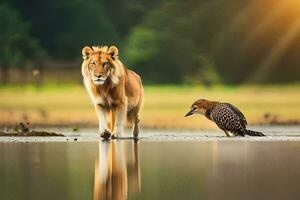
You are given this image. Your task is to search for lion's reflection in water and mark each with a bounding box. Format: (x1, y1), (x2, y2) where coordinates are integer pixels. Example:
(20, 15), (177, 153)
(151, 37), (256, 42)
(93, 140), (141, 200)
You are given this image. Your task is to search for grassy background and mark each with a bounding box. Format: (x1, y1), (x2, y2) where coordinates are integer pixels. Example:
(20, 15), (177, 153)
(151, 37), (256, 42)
(0, 84), (299, 129)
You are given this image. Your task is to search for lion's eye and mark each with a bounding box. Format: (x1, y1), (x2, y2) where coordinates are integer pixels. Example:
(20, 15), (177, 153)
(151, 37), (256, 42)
(90, 61), (96, 67)
(103, 62), (109, 68)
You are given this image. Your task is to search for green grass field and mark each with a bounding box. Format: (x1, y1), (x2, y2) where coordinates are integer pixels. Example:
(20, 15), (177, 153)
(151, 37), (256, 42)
(0, 84), (299, 129)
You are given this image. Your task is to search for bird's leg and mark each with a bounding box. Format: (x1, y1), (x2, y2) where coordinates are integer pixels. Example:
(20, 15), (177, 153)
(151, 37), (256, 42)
(238, 132), (245, 137)
(223, 130), (230, 137)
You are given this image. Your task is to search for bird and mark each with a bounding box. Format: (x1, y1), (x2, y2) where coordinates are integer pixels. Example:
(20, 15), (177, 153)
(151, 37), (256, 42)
(185, 99), (265, 137)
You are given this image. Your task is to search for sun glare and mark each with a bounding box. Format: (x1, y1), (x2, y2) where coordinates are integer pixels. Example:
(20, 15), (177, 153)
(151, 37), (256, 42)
(286, 0), (300, 11)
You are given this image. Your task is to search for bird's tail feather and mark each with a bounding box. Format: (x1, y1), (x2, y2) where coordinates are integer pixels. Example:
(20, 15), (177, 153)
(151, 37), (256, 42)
(244, 129), (265, 136)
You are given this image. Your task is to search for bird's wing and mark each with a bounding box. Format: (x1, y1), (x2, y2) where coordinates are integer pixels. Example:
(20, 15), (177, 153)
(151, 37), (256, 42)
(224, 103), (247, 126)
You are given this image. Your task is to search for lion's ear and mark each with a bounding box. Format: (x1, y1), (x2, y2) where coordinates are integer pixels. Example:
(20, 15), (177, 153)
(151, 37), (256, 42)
(108, 45), (119, 59)
(82, 46), (93, 60)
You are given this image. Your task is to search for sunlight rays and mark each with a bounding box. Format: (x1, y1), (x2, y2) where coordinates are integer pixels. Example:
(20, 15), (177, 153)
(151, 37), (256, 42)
(251, 16), (300, 82)
(242, 1), (284, 48)
(212, 1), (258, 55)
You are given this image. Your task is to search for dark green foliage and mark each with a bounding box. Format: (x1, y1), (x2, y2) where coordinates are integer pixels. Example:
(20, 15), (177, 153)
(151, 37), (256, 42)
(11, 0), (120, 58)
(11, 0), (158, 58)
(126, 0), (300, 83)
(1, 0), (300, 84)
(0, 3), (40, 84)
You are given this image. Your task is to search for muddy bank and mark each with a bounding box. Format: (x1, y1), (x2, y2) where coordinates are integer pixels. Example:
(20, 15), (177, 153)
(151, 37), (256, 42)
(0, 131), (64, 137)
(0, 122), (64, 137)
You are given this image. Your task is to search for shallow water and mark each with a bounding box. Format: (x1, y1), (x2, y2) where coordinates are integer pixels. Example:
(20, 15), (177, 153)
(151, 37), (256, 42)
(1, 126), (300, 200)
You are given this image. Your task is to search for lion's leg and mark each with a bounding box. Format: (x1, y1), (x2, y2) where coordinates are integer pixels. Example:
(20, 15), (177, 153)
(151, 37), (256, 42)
(127, 106), (140, 138)
(106, 110), (112, 131)
(114, 104), (127, 138)
(133, 89), (143, 138)
(132, 111), (140, 138)
(111, 108), (116, 133)
(95, 105), (111, 139)
(133, 96), (143, 138)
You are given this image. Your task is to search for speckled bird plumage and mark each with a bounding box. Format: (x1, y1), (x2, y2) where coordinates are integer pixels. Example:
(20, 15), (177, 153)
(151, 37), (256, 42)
(185, 99), (264, 137)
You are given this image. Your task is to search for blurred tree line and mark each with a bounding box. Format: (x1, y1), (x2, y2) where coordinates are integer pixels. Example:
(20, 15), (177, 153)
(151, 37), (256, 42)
(0, 0), (300, 84)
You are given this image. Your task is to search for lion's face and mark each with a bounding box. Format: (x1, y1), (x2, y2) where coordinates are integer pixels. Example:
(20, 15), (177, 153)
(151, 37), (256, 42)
(88, 51), (112, 85)
(82, 46), (119, 85)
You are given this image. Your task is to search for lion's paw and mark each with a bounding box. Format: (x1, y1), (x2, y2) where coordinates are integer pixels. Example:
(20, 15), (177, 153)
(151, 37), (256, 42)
(111, 134), (118, 139)
(100, 130), (112, 140)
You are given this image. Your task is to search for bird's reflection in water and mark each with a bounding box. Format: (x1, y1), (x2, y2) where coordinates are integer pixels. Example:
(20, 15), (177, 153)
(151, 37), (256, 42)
(93, 140), (141, 200)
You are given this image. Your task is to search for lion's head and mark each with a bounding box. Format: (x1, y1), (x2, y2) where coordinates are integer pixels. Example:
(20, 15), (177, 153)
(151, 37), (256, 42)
(82, 45), (119, 85)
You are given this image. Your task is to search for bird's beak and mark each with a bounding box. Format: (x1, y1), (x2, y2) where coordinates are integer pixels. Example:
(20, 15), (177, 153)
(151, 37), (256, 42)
(185, 109), (194, 117)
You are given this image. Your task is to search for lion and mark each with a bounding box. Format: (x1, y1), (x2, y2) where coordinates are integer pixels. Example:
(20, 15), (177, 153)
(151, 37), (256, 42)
(81, 45), (144, 139)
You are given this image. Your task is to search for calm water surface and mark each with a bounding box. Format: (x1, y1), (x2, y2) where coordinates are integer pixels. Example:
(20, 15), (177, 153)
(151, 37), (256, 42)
(0, 131), (300, 200)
